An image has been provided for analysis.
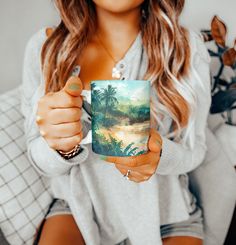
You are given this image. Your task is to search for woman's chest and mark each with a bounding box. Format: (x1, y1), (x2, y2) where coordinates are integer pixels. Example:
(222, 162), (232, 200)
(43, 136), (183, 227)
(76, 42), (117, 90)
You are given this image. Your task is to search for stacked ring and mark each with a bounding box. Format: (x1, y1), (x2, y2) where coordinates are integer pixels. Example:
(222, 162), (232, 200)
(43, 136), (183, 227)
(123, 169), (131, 180)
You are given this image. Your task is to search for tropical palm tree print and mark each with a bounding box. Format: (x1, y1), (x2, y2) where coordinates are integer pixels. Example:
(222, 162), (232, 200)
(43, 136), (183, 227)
(91, 80), (150, 156)
(100, 84), (119, 119)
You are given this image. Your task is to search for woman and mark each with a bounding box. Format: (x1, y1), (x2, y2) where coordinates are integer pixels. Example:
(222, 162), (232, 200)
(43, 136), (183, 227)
(21, 0), (211, 244)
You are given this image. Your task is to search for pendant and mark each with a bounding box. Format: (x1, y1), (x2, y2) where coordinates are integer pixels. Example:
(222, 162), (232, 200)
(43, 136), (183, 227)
(112, 67), (122, 79)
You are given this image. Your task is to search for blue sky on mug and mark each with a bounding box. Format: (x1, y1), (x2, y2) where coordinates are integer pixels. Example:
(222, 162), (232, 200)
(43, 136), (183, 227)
(92, 80), (150, 105)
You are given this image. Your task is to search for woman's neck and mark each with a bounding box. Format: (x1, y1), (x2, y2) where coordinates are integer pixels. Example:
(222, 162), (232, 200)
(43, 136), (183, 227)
(94, 6), (141, 54)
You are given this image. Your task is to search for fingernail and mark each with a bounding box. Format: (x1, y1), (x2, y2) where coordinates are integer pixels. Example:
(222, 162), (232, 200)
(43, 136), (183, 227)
(99, 155), (107, 160)
(69, 83), (80, 90)
(156, 139), (162, 147)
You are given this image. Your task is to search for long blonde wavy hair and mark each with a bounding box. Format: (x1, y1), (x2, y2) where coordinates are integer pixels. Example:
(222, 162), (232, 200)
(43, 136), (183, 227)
(41, 0), (196, 145)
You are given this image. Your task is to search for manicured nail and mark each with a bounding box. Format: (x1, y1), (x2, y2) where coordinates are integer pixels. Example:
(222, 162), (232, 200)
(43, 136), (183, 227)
(99, 155), (107, 160)
(156, 139), (162, 147)
(69, 83), (80, 90)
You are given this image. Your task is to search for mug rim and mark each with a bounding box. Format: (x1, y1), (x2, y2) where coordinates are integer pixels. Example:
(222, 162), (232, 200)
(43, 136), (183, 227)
(91, 79), (150, 83)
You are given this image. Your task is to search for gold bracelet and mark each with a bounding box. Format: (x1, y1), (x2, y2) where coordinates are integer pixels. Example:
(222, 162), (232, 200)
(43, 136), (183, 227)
(58, 145), (80, 154)
(56, 144), (83, 160)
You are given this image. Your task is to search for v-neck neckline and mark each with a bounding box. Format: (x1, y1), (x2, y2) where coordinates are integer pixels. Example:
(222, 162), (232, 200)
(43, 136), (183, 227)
(72, 30), (142, 80)
(77, 32), (142, 119)
(115, 31), (142, 64)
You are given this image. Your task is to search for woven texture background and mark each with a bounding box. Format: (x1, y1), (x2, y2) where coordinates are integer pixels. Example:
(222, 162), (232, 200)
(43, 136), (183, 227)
(0, 85), (53, 245)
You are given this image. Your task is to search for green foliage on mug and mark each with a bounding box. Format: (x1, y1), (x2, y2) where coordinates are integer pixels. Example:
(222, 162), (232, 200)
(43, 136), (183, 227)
(91, 81), (150, 156)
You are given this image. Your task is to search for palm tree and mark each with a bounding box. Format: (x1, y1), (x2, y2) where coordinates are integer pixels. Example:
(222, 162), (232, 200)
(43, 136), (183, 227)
(91, 83), (102, 111)
(100, 84), (118, 119)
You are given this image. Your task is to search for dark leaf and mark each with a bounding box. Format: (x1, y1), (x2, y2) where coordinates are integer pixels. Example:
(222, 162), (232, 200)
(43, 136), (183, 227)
(232, 77), (236, 83)
(136, 149), (147, 156)
(226, 106), (236, 126)
(200, 30), (213, 42)
(210, 89), (236, 113)
(201, 29), (211, 34)
(222, 48), (236, 66)
(211, 15), (227, 47)
(217, 45), (228, 55)
(123, 143), (134, 155)
(208, 49), (219, 57)
(128, 147), (138, 155)
(217, 78), (229, 87)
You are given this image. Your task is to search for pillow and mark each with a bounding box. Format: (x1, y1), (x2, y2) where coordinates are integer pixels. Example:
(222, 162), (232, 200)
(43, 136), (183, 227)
(0, 85), (53, 245)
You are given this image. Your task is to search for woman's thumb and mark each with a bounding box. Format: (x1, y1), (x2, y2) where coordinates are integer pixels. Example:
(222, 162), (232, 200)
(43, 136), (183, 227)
(62, 76), (83, 97)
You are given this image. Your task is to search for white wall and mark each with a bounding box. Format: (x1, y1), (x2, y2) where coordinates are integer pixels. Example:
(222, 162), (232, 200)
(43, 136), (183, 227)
(181, 0), (236, 46)
(0, 0), (235, 93)
(0, 0), (59, 93)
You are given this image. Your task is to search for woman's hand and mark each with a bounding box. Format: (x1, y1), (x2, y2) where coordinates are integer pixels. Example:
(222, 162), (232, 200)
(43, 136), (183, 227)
(101, 128), (162, 183)
(35, 76), (84, 152)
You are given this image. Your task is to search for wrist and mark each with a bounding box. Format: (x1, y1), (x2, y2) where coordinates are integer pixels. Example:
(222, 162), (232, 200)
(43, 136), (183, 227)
(56, 144), (84, 160)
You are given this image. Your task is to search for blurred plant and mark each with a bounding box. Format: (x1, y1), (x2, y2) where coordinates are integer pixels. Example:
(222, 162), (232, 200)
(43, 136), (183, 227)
(201, 15), (236, 125)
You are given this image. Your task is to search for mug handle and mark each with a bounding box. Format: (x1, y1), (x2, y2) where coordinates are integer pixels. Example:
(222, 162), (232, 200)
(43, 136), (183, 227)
(81, 89), (91, 104)
(71, 66), (92, 145)
(79, 89), (92, 145)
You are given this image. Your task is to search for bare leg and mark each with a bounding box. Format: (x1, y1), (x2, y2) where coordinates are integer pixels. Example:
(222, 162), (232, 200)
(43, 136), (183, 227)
(162, 236), (203, 245)
(38, 214), (85, 245)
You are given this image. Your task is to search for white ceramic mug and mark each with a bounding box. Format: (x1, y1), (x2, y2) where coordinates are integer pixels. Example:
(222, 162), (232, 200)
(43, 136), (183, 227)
(72, 66), (151, 156)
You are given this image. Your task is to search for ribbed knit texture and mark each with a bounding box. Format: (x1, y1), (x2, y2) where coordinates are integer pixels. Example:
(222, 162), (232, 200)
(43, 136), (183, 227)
(20, 27), (211, 245)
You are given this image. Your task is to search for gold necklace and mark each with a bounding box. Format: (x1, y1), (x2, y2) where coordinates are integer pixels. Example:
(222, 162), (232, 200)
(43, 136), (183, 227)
(95, 32), (137, 79)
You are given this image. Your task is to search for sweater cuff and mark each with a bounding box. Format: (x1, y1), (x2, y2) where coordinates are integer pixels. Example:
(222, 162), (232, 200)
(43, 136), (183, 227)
(28, 136), (89, 177)
(155, 136), (181, 175)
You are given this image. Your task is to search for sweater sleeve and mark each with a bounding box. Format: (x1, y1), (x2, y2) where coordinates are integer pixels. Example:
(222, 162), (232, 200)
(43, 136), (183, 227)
(20, 27), (89, 177)
(156, 30), (212, 175)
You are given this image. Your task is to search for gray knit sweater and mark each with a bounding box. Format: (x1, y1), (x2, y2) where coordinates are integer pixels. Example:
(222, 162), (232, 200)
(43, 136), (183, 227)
(20, 27), (211, 245)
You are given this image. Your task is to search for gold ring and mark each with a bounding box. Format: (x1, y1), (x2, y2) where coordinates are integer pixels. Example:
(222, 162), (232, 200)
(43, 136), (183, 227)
(123, 169), (131, 180)
(40, 129), (46, 137)
(36, 115), (43, 123)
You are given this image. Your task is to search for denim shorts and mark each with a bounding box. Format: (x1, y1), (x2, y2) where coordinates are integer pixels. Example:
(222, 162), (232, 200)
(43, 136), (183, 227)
(43, 198), (204, 243)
